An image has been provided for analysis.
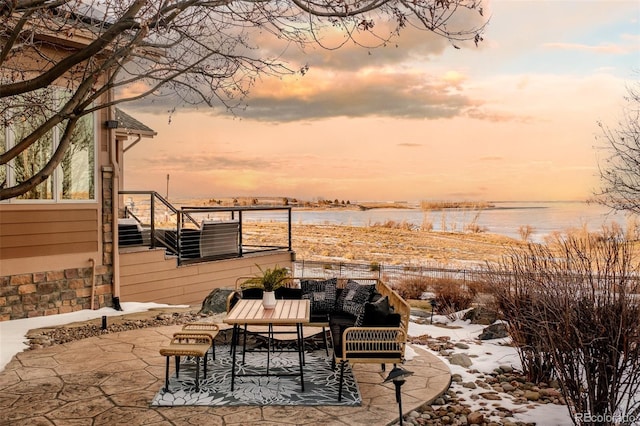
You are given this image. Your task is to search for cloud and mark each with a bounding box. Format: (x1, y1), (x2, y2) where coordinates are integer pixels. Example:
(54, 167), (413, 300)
(237, 68), (482, 121)
(542, 42), (629, 55)
(398, 143), (422, 147)
(137, 151), (278, 172)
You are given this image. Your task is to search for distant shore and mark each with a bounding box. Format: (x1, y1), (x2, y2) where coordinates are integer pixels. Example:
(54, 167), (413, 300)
(175, 197), (501, 212)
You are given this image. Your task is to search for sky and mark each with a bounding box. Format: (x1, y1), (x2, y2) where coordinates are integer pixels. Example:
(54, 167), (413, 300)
(121, 0), (640, 203)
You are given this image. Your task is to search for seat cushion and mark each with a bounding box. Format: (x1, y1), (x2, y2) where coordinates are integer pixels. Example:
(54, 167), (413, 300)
(241, 288), (264, 299)
(329, 312), (357, 357)
(275, 287), (302, 300)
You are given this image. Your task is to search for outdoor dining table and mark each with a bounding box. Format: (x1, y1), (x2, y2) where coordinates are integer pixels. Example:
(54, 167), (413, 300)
(223, 298), (310, 391)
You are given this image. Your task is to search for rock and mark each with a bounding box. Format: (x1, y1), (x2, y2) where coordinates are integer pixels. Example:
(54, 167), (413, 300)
(498, 364), (514, 373)
(467, 411), (485, 424)
(454, 342), (470, 349)
(501, 382), (516, 392)
(449, 353), (473, 368)
(479, 392), (502, 400)
(524, 390), (541, 401)
(462, 382), (477, 389)
(451, 374), (463, 382)
(198, 288), (234, 315)
(463, 307), (499, 325)
(433, 397), (446, 405)
(478, 323), (508, 340)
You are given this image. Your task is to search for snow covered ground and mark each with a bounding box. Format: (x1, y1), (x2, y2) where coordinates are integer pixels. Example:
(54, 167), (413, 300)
(408, 313), (574, 425)
(0, 303), (605, 425)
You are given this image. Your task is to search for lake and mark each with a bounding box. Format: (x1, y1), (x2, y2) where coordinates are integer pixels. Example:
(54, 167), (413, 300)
(134, 196), (632, 243)
(284, 201), (630, 242)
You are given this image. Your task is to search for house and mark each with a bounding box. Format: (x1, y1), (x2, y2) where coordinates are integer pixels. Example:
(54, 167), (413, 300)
(0, 9), (293, 321)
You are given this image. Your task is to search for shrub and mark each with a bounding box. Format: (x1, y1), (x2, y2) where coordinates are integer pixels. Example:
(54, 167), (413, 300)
(518, 225), (534, 241)
(391, 276), (432, 300)
(432, 279), (475, 314)
(485, 230), (640, 425)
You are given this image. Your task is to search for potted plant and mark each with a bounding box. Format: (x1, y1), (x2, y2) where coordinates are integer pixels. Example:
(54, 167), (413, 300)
(242, 265), (290, 309)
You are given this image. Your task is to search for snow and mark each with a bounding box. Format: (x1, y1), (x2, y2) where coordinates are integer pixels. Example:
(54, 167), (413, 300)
(0, 302), (187, 372)
(0, 304), (591, 425)
(408, 312), (574, 426)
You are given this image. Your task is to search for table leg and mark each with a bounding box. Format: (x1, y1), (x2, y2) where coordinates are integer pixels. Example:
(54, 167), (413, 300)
(231, 324), (238, 391)
(266, 323), (272, 375)
(297, 323), (305, 392)
(242, 323), (248, 364)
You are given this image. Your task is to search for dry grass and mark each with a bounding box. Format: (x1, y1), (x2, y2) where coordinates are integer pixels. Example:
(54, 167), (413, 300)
(243, 222), (526, 268)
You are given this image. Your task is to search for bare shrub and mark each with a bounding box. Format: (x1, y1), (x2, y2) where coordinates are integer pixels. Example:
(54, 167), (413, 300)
(421, 213), (434, 232)
(391, 276), (432, 300)
(433, 279), (476, 314)
(464, 222), (487, 233)
(463, 211), (487, 233)
(371, 220), (414, 230)
(518, 225), (534, 241)
(485, 230), (640, 425)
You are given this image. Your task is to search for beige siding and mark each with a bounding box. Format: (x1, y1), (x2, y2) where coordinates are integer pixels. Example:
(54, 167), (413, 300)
(119, 250), (293, 306)
(0, 207), (99, 259)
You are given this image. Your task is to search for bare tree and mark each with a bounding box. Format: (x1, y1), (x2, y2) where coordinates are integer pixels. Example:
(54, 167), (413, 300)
(0, 0), (486, 200)
(486, 230), (640, 425)
(595, 78), (640, 214)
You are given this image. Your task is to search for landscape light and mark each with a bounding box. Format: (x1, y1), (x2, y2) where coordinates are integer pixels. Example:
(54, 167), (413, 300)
(430, 299), (437, 324)
(383, 366), (414, 426)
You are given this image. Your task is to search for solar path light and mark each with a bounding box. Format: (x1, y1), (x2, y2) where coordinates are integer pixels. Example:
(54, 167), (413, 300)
(383, 366), (414, 426)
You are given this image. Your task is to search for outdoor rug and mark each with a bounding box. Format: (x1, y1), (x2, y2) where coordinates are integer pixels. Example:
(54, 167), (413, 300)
(151, 346), (361, 406)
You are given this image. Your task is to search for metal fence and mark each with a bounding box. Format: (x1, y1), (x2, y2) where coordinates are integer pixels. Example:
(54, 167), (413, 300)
(292, 259), (492, 288)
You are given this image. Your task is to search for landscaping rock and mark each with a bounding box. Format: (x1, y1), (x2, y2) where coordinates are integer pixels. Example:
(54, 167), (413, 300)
(478, 323), (509, 340)
(448, 353), (473, 368)
(463, 306), (499, 325)
(199, 288), (234, 314)
(467, 411), (485, 424)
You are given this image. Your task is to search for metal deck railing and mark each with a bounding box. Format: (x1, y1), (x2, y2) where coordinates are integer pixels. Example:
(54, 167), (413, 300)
(118, 191), (292, 265)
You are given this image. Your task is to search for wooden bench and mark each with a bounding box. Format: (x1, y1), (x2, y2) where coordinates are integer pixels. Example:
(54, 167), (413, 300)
(176, 322), (220, 360)
(159, 332), (212, 392)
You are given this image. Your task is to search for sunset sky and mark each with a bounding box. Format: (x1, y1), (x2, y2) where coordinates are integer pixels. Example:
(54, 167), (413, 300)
(122, 0), (640, 203)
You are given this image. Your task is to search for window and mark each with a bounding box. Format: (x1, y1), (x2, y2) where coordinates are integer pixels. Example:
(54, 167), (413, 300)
(61, 110), (95, 200)
(2, 88), (96, 202)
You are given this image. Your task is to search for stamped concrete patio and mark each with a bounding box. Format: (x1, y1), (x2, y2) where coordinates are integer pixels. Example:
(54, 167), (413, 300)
(0, 316), (451, 425)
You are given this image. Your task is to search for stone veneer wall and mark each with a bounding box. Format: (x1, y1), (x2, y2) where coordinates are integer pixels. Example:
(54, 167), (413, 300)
(0, 267), (113, 321)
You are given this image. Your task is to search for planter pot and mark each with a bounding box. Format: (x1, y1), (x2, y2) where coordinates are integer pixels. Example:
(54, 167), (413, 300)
(262, 291), (276, 310)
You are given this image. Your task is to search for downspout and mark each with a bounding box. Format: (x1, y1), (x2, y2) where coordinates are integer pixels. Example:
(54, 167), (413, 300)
(110, 112), (123, 311)
(89, 258), (96, 310)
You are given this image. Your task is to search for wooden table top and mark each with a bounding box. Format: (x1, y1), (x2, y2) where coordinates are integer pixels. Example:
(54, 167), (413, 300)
(224, 299), (310, 325)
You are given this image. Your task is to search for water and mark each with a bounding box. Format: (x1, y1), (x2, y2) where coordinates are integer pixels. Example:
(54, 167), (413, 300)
(131, 196), (633, 242)
(280, 201), (631, 242)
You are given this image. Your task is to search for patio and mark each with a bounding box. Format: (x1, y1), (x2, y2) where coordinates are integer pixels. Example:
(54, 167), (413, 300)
(0, 314), (451, 425)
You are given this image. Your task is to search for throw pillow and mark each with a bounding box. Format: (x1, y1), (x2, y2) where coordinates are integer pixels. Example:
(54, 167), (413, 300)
(300, 278), (337, 314)
(338, 280), (375, 324)
(362, 296), (392, 326)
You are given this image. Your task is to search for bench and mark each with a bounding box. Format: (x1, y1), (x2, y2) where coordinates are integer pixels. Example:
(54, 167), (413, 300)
(176, 322), (220, 360)
(159, 332), (212, 392)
